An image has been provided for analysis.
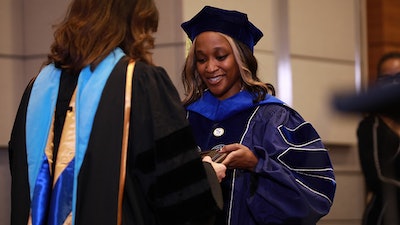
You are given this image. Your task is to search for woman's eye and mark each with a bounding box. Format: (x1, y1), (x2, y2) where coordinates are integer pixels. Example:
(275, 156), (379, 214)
(216, 55), (227, 61)
(196, 58), (206, 63)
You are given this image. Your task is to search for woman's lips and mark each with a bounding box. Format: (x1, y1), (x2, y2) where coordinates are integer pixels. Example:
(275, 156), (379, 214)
(207, 75), (223, 85)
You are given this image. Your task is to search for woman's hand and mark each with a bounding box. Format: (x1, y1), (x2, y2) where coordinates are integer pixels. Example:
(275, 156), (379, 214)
(220, 143), (258, 171)
(202, 156), (227, 182)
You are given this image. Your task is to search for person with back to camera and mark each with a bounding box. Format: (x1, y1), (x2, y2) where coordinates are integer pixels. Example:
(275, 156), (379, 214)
(356, 52), (400, 225)
(180, 5), (336, 225)
(8, 0), (226, 224)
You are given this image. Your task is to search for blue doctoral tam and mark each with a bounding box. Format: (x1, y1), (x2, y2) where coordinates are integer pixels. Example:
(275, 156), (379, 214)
(181, 6), (263, 52)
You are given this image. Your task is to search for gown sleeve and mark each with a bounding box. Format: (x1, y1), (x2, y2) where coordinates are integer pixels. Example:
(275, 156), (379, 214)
(8, 77), (36, 225)
(128, 62), (222, 225)
(246, 104), (336, 224)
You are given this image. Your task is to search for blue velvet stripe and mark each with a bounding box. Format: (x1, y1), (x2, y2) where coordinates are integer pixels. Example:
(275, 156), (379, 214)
(278, 123), (321, 147)
(31, 155), (52, 225)
(72, 48), (125, 222)
(279, 148), (331, 169)
(48, 158), (75, 225)
(27, 65), (61, 199)
(26, 48), (125, 225)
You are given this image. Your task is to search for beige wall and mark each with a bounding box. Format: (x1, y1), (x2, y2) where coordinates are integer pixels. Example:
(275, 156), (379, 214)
(0, 0), (367, 224)
(1, 0), (25, 147)
(0, 0), (70, 146)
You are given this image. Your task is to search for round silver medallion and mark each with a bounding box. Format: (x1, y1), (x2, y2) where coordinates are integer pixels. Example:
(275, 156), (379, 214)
(213, 127), (224, 137)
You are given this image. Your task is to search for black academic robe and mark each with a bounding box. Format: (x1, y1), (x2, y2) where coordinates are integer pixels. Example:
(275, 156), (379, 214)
(9, 58), (221, 225)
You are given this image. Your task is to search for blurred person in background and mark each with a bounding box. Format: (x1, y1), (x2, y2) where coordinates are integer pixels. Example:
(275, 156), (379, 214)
(357, 52), (400, 225)
(334, 52), (400, 225)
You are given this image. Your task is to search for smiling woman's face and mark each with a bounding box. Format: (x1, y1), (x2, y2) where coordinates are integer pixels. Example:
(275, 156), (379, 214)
(195, 31), (242, 100)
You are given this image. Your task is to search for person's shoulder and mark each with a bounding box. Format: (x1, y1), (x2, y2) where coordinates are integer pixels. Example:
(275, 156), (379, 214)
(133, 61), (175, 88)
(357, 114), (376, 130)
(134, 61), (168, 77)
(257, 102), (292, 117)
(258, 95), (293, 114)
(132, 61), (180, 99)
(256, 98), (308, 125)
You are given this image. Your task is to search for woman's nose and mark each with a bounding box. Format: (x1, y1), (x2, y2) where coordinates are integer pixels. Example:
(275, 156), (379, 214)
(205, 60), (218, 73)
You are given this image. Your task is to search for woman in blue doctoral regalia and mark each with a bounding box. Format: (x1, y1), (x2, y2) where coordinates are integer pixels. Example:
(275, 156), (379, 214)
(181, 6), (336, 225)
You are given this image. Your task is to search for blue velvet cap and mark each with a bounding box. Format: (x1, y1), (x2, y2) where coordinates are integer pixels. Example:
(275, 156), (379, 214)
(181, 6), (263, 52)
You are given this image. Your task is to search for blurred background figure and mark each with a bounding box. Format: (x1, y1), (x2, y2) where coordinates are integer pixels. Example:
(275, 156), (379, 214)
(334, 52), (400, 225)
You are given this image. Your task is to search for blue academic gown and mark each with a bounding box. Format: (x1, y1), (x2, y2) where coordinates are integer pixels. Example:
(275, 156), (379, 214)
(187, 90), (336, 225)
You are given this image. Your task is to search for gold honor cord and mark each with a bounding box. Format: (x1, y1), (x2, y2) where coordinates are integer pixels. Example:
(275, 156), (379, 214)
(117, 60), (135, 225)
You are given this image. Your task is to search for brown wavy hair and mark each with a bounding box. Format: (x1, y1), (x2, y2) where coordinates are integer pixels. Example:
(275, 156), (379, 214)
(46, 0), (158, 74)
(182, 33), (275, 106)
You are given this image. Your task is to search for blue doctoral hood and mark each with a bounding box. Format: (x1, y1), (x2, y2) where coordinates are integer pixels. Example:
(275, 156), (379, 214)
(187, 90), (284, 121)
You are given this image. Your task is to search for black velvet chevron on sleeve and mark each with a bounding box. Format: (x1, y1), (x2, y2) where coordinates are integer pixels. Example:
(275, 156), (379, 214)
(153, 126), (221, 225)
